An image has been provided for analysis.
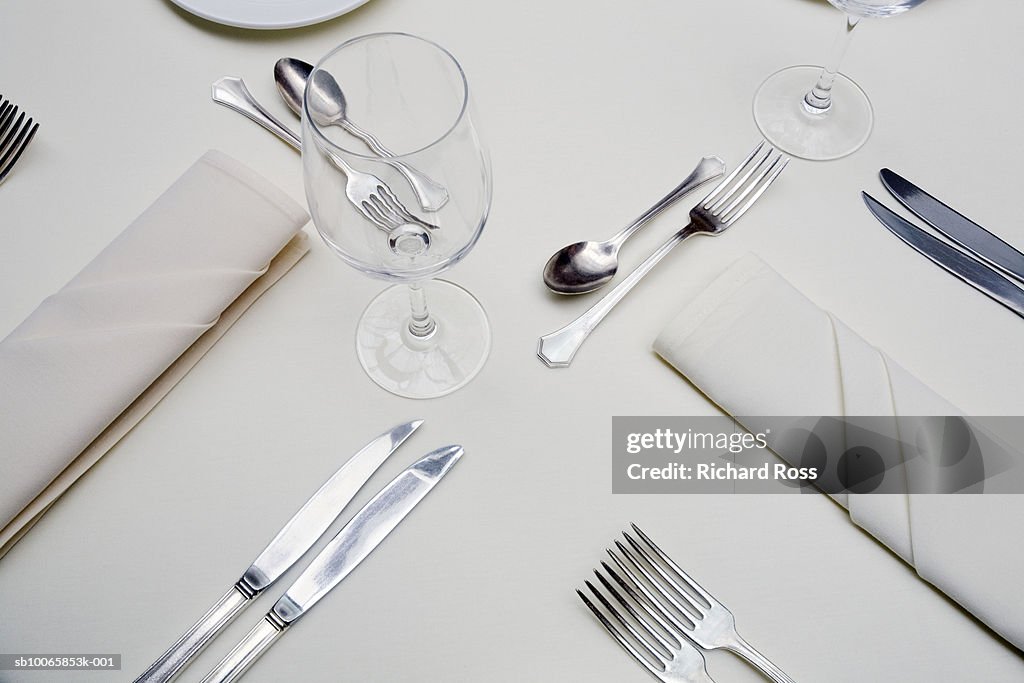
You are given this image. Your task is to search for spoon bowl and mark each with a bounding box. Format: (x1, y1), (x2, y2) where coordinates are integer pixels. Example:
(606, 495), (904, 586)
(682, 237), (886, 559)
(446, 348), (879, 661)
(274, 57), (312, 118)
(307, 69), (349, 127)
(276, 57), (348, 128)
(543, 240), (619, 295)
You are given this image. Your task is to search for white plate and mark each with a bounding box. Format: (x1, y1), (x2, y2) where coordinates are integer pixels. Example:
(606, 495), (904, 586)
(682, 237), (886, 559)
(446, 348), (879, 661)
(168, 0), (373, 30)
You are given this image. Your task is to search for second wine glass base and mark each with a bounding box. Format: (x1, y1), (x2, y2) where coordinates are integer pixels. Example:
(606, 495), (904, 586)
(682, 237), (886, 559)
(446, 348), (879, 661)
(753, 65), (874, 161)
(355, 279), (491, 399)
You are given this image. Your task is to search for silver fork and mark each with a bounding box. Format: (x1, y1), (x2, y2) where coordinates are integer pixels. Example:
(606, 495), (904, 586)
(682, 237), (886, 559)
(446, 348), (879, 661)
(323, 145), (440, 238)
(613, 525), (797, 683)
(537, 141), (788, 367)
(211, 77), (437, 239)
(578, 568), (716, 683)
(0, 95), (40, 186)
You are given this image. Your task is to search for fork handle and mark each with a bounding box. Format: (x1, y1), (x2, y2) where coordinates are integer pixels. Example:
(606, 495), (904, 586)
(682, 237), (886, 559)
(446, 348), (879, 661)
(537, 223), (699, 367)
(728, 634), (796, 683)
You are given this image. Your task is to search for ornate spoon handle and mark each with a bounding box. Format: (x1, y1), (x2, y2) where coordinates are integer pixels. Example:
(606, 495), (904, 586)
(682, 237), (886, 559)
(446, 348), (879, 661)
(211, 77), (301, 150)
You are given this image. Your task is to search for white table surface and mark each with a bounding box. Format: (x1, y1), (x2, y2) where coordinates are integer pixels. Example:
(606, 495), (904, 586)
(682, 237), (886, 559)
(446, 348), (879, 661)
(2, 1), (1024, 681)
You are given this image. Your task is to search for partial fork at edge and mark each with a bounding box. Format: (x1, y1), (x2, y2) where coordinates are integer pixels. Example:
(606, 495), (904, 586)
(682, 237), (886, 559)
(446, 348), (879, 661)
(0, 95), (40, 186)
(537, 141), (788, 368)
(578, 525), (796, 683)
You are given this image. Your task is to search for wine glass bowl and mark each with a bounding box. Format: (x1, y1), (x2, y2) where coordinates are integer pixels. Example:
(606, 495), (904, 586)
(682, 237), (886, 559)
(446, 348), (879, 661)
(302, 33), (493, 399)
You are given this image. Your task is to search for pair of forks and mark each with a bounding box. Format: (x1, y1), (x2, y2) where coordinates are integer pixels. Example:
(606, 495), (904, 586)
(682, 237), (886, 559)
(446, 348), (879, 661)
(0, 95), (39, 186)
(578, 525), (796, 683)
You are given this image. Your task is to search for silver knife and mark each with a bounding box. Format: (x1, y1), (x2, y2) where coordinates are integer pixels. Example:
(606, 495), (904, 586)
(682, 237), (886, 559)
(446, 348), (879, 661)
(134, 420), (423, 683)
(880, 168), (1024, 283)
(197, 444), (463, 683)
(862, 192), (1024, 319)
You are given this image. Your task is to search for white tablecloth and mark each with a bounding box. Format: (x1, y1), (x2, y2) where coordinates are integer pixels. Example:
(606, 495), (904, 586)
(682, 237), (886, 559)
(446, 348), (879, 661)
(2, 1), (1023, 681)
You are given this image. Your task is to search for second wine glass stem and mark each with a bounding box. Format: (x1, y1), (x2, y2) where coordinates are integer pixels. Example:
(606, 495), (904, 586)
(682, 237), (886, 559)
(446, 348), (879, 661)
(408, 282), (437, 338)
(803, 13), (862, 115)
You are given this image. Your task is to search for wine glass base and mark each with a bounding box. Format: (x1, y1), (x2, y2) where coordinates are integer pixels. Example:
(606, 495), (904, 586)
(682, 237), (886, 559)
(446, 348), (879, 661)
(753, 65), (874, 161)
(355, 279), (491, 399)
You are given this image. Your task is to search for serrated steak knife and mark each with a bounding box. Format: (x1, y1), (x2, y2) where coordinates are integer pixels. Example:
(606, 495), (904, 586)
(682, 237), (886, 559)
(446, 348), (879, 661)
(197, 444), (464, 683)
(134, 420), (423, 683)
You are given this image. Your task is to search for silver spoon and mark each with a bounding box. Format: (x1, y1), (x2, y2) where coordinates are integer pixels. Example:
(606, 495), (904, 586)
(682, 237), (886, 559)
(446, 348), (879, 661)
(542, 156), (726, 295)
(274, 57), (449, 213)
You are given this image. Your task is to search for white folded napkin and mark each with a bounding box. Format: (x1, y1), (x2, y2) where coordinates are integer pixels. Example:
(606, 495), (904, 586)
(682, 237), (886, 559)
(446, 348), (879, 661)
(0, 150), (310, 557)
(653, 253), (1024, 651)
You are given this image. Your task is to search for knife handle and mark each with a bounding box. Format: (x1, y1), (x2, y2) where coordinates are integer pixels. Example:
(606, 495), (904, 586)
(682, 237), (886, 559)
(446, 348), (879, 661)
(134, 584), (252, 683)
(198, 614), (287, 683)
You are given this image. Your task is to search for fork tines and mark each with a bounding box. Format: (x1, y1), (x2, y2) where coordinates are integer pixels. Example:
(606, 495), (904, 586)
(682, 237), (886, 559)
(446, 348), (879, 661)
(578, 524), (795, 683)
(362, 182), (439, 233)
(0, 95), (40, 186)
(698, 141), (789, 227)
(578, 526), (715, 683)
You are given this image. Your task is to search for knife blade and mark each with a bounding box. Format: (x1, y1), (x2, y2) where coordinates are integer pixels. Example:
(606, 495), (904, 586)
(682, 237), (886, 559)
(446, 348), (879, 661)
(880, 168), (1024, 283)
(134, 420), (423, 683)
(862, 191), (1024, 319)
(198, 444), (464, 683)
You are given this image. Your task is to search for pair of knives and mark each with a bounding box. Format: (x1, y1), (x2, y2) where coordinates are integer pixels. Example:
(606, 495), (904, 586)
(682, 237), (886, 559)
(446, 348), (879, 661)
(863, 169), (1024, 318)
(135, 421), (462, 683)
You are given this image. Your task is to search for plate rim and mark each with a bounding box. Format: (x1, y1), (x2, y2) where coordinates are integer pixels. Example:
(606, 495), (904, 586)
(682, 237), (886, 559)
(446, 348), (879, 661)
(167, 0), (373, 30)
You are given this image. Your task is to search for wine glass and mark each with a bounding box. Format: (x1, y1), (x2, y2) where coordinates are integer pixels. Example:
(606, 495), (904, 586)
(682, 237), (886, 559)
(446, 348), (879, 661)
(753, 0), (928, 161)
(302, 33), (492, 399)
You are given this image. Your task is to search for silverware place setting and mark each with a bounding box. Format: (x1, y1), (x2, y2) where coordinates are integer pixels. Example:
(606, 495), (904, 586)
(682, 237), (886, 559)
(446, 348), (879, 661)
(538, 142), (789, 368)
(197, 443), (462, 683)
(579, 525), (796, 683)
(542, 155), (725, 295)
(134, 421), (462, 683)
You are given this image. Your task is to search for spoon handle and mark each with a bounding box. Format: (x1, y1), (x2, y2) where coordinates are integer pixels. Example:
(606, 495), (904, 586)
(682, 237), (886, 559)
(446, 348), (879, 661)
(212, 77), (302, 150)
(537, 224), (699, 368)
(609, 156), (725, 247)
(340, 119), (450, 213)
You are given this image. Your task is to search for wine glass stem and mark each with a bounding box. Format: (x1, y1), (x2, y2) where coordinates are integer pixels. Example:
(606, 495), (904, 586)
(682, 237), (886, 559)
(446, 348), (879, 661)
(408, 282), (437, 338)
(803, 13), (862, 115)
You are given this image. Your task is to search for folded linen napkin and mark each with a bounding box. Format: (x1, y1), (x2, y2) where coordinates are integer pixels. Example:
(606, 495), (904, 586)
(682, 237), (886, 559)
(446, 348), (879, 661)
(653, 253), (1024, 650)
(0, 150), (310, 558)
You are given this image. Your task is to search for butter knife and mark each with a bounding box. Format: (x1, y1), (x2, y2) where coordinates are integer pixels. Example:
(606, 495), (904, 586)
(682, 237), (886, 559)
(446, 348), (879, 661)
(862, 192), (1024, 319)
(880, 168), (1024, 283)
(198, 444), (464, 683)
(133, 420), (423, 683)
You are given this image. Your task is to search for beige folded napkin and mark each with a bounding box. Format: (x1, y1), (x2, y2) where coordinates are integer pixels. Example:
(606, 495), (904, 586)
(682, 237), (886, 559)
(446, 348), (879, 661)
(653, 253), (1024, 650)
(0, 150), (310, 558)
